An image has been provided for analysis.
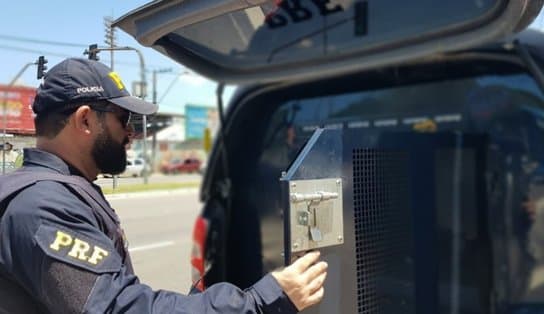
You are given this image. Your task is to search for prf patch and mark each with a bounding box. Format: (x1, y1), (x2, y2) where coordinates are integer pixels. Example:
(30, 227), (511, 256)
(49, 230), (108, 265)
(108, 72), (125, 90)
(35, 224), (121, 273)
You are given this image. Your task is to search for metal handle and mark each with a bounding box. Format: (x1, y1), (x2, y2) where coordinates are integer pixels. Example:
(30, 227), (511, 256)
(290, 191), (338, 203)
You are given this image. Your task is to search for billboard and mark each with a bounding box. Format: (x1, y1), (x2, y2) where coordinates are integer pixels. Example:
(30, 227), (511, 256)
(185, 104), (218, 140)
(0, 85), (36, 134)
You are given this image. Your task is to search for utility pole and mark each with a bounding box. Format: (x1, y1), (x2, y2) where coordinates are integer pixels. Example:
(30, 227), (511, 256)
(2, 58), (42, 174)
(104, 16), (116, 70)
(151, 68), (172, 169)
(84, 44), (150, 184)
(152, 68), (174, 104)
(103, 16), (118, 189)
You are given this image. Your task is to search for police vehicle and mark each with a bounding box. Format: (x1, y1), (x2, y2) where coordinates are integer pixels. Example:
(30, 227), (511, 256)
(115, 1), (544, 313)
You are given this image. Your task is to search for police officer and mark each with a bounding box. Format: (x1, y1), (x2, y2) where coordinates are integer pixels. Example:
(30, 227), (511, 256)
(0, 58), (328, 313)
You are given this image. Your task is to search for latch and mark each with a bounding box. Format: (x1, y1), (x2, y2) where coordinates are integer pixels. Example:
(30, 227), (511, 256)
(288, 178), (344, 252)
(291, 191), (339, 203)
(292, 191), (338, 242)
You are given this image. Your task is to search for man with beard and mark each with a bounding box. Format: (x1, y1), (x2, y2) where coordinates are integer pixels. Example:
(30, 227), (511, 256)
(0, 58), (327, 313)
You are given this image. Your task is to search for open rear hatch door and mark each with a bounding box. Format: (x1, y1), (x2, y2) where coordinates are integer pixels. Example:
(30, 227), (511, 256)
(115, 0), (542, 84)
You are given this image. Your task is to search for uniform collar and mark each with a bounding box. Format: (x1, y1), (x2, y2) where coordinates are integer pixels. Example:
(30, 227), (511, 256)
(22, 148), (90, 180)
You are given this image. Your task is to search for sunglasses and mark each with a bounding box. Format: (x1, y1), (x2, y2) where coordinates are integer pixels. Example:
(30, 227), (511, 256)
(90, 105), (132, 128)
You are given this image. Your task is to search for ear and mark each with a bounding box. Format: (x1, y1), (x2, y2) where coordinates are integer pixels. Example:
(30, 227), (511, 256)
(73, 105), (95, 135)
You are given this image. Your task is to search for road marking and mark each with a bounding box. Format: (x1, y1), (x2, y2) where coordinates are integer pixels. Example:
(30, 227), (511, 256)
(129, 241), (175, 252)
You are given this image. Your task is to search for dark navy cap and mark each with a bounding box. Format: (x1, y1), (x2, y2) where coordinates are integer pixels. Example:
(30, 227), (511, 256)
(32, 58), (158, 115)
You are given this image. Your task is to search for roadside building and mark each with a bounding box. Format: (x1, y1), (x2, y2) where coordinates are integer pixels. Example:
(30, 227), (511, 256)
(0, 85), (36, 172)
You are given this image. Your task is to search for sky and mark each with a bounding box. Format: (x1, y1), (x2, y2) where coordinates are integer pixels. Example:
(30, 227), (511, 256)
(0, 1), (233, 115)
(2, 1), (544, 116)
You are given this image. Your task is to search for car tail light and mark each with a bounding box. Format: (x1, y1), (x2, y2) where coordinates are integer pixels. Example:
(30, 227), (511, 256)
(191, 216), (209, 291)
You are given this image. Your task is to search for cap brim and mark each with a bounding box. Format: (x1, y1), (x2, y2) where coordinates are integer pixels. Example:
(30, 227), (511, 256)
(109, 96), (158, 115)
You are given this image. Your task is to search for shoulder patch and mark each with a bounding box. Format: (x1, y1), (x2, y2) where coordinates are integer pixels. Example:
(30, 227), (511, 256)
(34, 224), (122, 274)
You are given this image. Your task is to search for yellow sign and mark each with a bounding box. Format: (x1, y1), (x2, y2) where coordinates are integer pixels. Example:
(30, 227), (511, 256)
(203, 127), (212, 153)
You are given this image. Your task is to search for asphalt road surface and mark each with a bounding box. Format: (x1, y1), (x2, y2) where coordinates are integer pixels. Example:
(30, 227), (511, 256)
(107, 188), (201, 294)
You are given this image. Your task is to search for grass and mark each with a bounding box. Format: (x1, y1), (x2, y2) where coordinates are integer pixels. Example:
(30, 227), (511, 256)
(102, 182), (200, 194)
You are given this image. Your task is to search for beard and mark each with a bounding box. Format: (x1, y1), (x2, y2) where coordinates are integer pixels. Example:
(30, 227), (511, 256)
(92, 126), (128, 175)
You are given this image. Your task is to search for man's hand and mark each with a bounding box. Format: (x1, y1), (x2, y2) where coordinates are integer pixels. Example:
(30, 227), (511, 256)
(271, 251), (328, 311)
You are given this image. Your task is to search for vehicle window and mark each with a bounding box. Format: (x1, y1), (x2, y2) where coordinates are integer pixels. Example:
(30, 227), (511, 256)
(135, 159), (142, 165)
(127, 160), (133, 166)
(245, 70), (544, 308)
(260, 73), (544, 169)
(164, 0), (502, 70)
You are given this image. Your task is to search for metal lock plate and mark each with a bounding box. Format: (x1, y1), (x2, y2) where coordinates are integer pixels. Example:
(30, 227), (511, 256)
(289, 178), (344, 253)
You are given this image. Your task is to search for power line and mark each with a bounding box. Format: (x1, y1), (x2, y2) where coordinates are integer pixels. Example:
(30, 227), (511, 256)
(0, 34), (87, 48)
(0, 44), (178, 70)
(0, 44), (71, 58)
(159, 75), (181, 104)
(0, 34), (188, 72)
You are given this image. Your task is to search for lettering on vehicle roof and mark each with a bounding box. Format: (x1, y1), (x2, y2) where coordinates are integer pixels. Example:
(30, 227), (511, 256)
(303, 125), (319, 132)
(434, 114), (462, 123)
(347, 121), (370, 128)
(299, 113), (465, 133)
(324, 123), (343, 129)
(265, 0), (344, 30)
(374, 119), (398, 127)
(403, 117), (429, 125)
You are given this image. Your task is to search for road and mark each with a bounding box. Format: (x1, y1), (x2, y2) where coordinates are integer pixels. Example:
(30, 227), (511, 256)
(107, 187), (202, 294)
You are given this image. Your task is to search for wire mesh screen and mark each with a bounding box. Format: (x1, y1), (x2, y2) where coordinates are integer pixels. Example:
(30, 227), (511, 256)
(353, 148), (414, 313)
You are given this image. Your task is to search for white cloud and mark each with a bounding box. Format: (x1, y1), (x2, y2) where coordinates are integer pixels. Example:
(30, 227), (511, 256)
(178, 73), (213, 87)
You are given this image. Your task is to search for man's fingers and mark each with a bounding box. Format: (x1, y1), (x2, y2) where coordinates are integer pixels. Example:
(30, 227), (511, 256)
(291, 251), (320, 272)
(305, 286), (325, 308)
(275, 251), (328, 311)
(304, 261), (328, 281)
(307, 271), (327, 295)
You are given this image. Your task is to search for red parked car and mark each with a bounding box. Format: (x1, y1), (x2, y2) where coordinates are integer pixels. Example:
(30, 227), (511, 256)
(160, 158), (201, 174)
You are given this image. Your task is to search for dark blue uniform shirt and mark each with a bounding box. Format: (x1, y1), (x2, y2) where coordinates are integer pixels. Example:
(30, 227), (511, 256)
(0, 148), (297, 313)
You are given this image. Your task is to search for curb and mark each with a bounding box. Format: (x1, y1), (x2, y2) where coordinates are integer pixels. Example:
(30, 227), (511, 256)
(105, 187), (200, 200)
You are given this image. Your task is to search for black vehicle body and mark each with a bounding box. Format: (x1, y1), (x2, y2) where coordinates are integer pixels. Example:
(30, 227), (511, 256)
(115, 1), (544, 313)
(198, 33), (544, 314)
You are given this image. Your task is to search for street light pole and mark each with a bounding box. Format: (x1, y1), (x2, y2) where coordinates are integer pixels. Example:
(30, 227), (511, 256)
(2, 62), (36, 174)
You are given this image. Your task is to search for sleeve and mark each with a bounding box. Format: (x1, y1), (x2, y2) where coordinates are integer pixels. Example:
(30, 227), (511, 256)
(0, 182), (297, 314)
